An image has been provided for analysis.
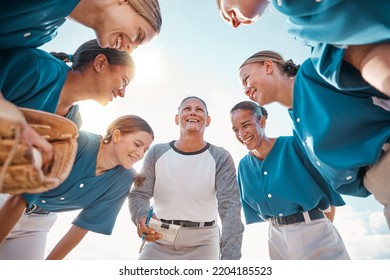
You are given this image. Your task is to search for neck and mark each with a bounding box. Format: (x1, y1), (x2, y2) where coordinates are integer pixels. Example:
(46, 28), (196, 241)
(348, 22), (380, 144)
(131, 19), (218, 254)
(251, 137), (277, 160)
(68, 0), (103, 28)
(278, 77), (294, 108)
(95, 142), (116, 175)
(175, 135), (206, 152)
(56, 70), (92, 116)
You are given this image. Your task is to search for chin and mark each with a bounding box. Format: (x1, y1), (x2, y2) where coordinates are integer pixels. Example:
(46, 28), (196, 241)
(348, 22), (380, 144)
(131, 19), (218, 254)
(95, 34), (109, 49)
(98, 99), (110, 106)
(245, 142), (256, 151)
(256, 98), (265, 106)
(123, 163), (134, 170)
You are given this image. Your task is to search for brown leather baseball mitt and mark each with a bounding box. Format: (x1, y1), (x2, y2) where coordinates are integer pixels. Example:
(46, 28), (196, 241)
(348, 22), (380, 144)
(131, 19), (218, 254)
(0, 108), (78, 194)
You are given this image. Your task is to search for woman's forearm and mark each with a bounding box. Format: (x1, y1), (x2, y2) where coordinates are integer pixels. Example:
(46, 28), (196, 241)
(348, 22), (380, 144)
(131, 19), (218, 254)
(46, 225), (88, 260)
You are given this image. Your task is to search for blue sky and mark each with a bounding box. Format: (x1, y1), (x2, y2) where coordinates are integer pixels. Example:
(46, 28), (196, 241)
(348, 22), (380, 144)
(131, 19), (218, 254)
(38, 1), (389, 260)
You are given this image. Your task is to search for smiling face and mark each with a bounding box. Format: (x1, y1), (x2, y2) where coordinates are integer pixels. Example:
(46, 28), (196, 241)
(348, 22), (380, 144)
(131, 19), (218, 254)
(218, 0), (269, 28)
(231, 109), (265, 151)
(94, 4), (157, 52)
(93, 55), (135, 106)
(112, 130), (153, 169)
(239, 62), (276, 106)
(175, 97), (211, 134)
(101, 64), (133, 105)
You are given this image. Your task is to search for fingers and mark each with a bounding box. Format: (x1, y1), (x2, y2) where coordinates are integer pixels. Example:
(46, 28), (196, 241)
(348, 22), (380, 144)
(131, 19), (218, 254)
(22, 124), (54, 166)
(0, 96), (54, 167)
(137, 216), (153, 236)
(137, 217), (162, 242)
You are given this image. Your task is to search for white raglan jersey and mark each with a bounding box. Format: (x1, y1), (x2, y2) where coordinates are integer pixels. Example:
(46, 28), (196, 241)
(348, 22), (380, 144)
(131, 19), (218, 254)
(129, 141), (244, 259)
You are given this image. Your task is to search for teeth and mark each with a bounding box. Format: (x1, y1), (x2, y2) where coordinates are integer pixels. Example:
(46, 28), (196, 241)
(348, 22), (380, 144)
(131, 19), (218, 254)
(242, 136), (253, 144)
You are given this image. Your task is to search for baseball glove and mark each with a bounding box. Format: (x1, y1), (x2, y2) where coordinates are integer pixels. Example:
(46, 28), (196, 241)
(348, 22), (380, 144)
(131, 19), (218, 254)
(0, 108), (78, 194)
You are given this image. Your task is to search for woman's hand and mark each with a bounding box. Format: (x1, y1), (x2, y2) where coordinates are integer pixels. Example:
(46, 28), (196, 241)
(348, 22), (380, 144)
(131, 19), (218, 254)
(137, 215), (162, 242)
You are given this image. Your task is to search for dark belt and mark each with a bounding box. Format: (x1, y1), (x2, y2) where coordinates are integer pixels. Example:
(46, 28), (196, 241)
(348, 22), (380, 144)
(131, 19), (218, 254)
(160, 219), (215, 228)
(25, 204), (51, 215)
(270, 208), (324, 227)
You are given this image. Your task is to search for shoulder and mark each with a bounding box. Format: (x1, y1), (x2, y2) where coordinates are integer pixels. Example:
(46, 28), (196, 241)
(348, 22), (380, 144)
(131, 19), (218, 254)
(2, 48), (57, 65)
(0, 48), (50, 77)
(144, 142), (172, 163)
(208, 144), (234, 161)
(238, 153), (255, 169)
(65, 104), (83, 129)
(299, 58), (314, 72)
(1, 48), (69, 81)
(208, 143), (231, 156)
(268, 137), (298, 160)
(150, 142), (171, 149)
(207, 143), (235, 165)
(275, 136), (293, 146)
(148, 142), (172, 154)
(77, 131), (101, 148)
(296, 58), (321, 82)
(115, 167), (136, 182)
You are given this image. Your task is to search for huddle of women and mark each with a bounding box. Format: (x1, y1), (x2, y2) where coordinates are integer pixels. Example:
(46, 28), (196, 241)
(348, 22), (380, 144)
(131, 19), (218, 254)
(0, 0), (389, 260)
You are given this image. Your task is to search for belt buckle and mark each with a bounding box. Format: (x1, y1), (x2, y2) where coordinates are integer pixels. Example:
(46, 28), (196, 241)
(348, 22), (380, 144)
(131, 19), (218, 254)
(270, 217), (280, 227)
(25, 204), (38, 215)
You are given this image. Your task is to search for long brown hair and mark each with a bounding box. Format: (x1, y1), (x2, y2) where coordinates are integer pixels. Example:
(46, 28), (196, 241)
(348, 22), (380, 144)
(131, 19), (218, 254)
(240, 50), (300, 78)
(128, 0), (162, 34)
(51, 39), (135, 73)
(103, 115), (154, 187)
